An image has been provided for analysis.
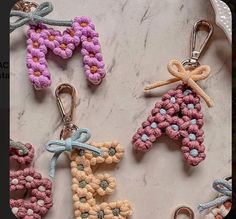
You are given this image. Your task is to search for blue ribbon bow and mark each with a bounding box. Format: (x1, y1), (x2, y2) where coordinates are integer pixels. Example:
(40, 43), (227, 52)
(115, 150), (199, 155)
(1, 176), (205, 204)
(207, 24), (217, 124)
(198, 179), (232, 213)
(10, 1), (72, 33)
(46, 128), (102, 178)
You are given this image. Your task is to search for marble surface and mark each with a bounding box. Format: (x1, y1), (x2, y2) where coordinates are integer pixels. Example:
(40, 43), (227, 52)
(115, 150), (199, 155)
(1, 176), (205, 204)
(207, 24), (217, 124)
(10, 0), (231, 218)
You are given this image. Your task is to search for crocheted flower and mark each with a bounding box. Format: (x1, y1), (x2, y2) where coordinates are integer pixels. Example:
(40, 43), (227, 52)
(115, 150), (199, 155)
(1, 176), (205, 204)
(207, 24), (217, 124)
(80, 28), (99, 46)
(74, 16), (95, 32)
(132, 126), (157, 151)
(82, 44), (103, 63)
(10, 143), (34, 165)
(90, 203), (113, 219)
(166, 116), (184, 140)
(74, 205), (95, 219)
(84, 146), (105, 166)
(22, 168), (42, 189)
(153, 100), (176, 117)
(63, 27), (82, 46)
(181, 125), (204, 147)
(16, 202), (41, 219)
(30, 195), (53, 215)
(181, 144), (205, 165)
(53, 35), (75, 59)
(71, 156), (92, 176)
(10, 199), (24, 217)
(109, 201), (132, 219)
(41, 27), (61, 50)
(84, 59), (105, 84)
(31, 178), (53, 199)
(161, 87), (184, 113)
(91, 174), (116, 196)
(181, 114), (204, 130)
(27, 24), (47, 39)
(102, 142), (124, 164)
(141, 115), (162, 138)
(71, 173), (94, 193)
(73, 188), (95, 209)
(27, 49), (47, 68)
(27, 35), (47, 54)
(181, 125), (205, 165)
(10, 170), (26, 191)
(181, 92), (201, 117)
(28, 62), (51, 89)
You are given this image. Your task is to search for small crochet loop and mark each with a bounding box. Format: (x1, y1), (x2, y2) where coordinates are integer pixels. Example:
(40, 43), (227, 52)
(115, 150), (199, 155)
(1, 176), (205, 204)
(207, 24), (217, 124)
(173, 206), (194, 219)
(10, 139), (35, 165)
(198, 179), (232, 213)
(10, 1), (73, 33)
(10, 139), (29, 156)
(46, 128), (102, 178)
(145, 59), (213, 107)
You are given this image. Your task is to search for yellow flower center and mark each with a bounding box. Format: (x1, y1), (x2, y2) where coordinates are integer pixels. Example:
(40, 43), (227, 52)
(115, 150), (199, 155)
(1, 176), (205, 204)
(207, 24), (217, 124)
(48, 35), (55, 41)
(90, 66), (98, 73)
(80, 22), (88, 27)
(33, 71), (41, 77)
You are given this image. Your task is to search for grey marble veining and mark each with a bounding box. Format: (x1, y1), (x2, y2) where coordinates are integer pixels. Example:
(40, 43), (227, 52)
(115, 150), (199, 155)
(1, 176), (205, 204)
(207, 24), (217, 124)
(10, 0), (231, 218)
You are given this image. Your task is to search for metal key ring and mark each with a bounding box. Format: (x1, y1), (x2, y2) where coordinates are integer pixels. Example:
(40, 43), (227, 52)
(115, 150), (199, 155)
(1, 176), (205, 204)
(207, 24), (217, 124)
(173, 206), (194, 219)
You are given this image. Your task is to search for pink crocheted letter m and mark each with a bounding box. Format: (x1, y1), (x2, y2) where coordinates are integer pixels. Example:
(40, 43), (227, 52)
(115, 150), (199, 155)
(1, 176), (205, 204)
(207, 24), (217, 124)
(132, 84), (206, 166)
(27, 17), (105, 89)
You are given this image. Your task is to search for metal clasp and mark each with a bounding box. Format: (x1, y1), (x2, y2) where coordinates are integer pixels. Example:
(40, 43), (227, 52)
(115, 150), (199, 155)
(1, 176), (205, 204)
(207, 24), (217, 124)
(173, 206), (194, 219)
(13, 0), (38, 12)
(55, 83), (78, 140)
(182, 20), (213, 68)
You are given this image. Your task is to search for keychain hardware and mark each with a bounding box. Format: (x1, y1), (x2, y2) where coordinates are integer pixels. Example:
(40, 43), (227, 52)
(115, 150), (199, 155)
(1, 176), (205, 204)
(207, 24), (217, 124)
(13, 0), (38, 12)
(173, 206), (194, 219)
(55, 83), (78, 140)
(182, 20), (213, 68)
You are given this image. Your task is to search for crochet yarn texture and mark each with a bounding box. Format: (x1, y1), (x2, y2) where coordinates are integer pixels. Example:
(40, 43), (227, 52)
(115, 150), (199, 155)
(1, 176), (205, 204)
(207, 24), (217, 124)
(71, 141), (132, 219)
(10, 142), (53, 219)
(132, 84), (206, 166)
(204, 201), (232, 219)
(27, 16), (105, 89)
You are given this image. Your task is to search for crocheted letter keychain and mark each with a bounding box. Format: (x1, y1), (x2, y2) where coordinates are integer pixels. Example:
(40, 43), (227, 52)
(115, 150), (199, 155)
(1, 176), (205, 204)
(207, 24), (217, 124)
(198, 177), (232, 219)
(46, 84), (132, 219)
(132, 20), (214, 166)
(10, 1), (106, 89)
(10, 139), (53, 219)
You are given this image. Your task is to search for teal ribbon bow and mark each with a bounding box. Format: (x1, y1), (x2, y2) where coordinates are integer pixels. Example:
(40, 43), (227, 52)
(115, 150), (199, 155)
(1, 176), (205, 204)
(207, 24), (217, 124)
(198, 179), (232, 213)
(10, 1), (72, 33)
(46, 128), (102, 178)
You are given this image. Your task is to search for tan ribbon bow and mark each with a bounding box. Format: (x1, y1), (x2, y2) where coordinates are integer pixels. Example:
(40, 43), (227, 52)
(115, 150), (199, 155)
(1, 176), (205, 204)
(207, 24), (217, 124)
(144, 59), (214, 107)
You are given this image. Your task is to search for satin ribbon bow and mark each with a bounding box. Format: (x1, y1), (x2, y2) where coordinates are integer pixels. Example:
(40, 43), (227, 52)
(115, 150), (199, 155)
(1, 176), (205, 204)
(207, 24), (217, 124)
(198, 179), (232, 213)
(46, 128), (102, 178)
(10, 1), (72, 33)
(145, 59), (214, 107)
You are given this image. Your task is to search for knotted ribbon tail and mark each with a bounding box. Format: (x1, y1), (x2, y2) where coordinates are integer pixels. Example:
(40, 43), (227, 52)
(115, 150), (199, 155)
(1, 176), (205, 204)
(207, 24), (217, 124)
(10, 2), (73, 33)
(188, 79), (214, 108)
(144, 78), (180, 91)
(49, 152), (61, 178)
(197, 204), (207, 213)
(198, 196), (231, 213)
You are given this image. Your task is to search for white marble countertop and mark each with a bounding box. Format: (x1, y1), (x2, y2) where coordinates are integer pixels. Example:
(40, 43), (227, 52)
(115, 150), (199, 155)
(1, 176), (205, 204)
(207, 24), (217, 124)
(10, 0), (231, 218)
